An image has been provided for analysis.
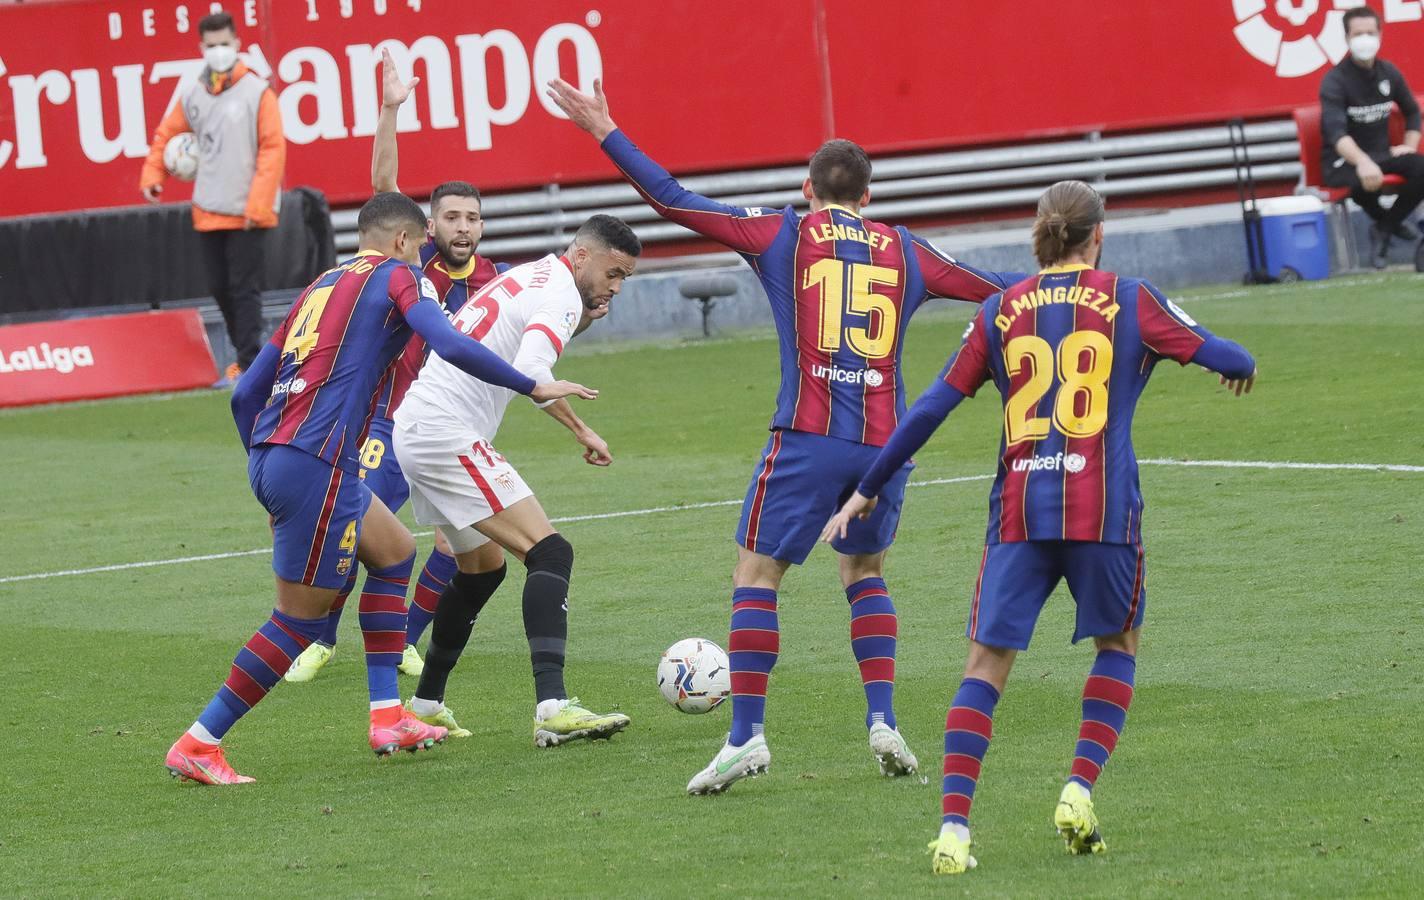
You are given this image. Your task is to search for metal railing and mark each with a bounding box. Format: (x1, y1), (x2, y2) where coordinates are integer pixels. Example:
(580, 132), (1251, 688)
(333, 120), (1301, 256)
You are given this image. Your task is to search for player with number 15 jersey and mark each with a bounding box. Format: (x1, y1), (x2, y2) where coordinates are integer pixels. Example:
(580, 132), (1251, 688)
(548, 77), (1025, 795)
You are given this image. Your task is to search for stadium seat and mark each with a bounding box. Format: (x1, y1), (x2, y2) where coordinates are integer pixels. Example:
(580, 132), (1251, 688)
(1293, 98), (1418, 269)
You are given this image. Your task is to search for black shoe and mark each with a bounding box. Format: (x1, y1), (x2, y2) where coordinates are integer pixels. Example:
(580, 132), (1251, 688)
(1370, 224), (1392, 269)
(1391, 219), (1420, 242)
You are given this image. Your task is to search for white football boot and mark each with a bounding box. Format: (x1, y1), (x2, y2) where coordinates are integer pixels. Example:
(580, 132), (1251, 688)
(687, 734), (771, 795)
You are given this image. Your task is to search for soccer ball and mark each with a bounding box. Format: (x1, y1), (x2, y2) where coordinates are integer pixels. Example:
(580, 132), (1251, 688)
(657, 638), (730, 714)
(164, 132), (200, 181)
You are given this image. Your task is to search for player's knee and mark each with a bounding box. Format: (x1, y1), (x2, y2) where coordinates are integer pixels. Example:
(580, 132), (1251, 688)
(525, 532), (573, 579)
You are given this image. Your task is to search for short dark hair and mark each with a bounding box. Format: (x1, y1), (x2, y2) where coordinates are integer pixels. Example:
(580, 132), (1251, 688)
(1343, 5), (1380, 32)
(430, 181), (481, 215)
(198, 12), (236, 36)
(809, 139), (872, 205)
(358, 192), (427, 238)
(574, 214), (641, 257)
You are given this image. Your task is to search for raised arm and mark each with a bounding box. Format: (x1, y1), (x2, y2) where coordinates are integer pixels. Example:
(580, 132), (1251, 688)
(546, 78), (784, 255)
(910, 233), (1025, 302)
(371, 48), (416, 193)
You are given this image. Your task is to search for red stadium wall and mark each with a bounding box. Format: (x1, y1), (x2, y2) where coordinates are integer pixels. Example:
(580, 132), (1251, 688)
(4, 0), (1424, 218)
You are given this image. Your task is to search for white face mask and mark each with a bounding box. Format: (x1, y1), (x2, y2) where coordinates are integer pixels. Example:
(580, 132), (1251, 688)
(203, 44), (239, 73)
(1348, 33), (1380, 63)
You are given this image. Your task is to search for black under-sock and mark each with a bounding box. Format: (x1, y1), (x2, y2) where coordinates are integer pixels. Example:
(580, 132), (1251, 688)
(416, 565), (506, 703)
(522, 534), (573, 703)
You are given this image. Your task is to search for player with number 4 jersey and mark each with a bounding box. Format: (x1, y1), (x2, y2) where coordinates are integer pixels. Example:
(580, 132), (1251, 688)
(821, 181), (1257, 875)
(164, 193), (595, 786)
(548, 78), (1024, 795)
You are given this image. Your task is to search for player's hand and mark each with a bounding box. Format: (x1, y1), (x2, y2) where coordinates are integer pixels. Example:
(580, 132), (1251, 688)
(142, 184), (162, 203)
(1358, 158), (1385, 192)
(243, 217), (257, 231)
(531, 380), (598, 403)
(1219, 368), (1256, 397)
(576, 428), (613, 467)
(819, 491), (878, 544)
(381, 47), (419, 108)
(545, 77), (616, 141)
(1390, 144), (1417, 158)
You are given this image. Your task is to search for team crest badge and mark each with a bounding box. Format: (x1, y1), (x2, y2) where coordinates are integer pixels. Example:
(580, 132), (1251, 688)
(336, 557), (352, 576)
(1380, 79), (1391, 97)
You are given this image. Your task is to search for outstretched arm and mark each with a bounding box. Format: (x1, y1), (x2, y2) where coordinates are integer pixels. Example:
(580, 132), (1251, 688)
(911, 233), (1025, 303)
(1138, 282), (1256, 395)
(371, 48), (417, 193)
(546, 78), (783, 255)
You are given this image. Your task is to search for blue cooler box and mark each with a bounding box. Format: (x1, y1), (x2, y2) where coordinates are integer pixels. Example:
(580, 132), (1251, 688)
(1254, 195), (1329, 281)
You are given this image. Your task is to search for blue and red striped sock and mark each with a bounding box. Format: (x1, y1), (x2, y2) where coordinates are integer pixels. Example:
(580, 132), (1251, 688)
(193, 609), (326, 742)
(727, 587), (778, 747)
(405, 548), (456, 648)
(318, 570), (358, 647)
(942, 677), (1001, 828)
(846, 577), (897, 730)
(1069, 650), (1136, 791)
(358, 552), (414, 718)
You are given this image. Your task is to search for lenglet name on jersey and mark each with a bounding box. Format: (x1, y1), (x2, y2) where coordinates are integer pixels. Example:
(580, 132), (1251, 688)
(807, 222), (894, 251)
(994, 285), (1120, 332)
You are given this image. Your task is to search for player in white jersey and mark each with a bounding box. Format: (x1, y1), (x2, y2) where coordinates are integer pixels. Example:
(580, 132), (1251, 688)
(394, 215), (640, 747)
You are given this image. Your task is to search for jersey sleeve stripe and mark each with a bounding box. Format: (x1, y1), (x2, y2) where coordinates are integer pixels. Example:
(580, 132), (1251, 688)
(523, 324), (565, 356)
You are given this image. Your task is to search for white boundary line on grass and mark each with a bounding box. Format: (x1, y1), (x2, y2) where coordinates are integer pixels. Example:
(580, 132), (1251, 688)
(0, 461), (1418, 586)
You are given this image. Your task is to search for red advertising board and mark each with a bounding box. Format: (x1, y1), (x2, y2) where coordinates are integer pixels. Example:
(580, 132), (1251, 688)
(0, 309), (217, 406)
(3, 0), (1424, 218)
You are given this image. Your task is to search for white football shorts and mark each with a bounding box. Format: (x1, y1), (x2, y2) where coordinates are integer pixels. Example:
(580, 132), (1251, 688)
(394, 420), (533, 554)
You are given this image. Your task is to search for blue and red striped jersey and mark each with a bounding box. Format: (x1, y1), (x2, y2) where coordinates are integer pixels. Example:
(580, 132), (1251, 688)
(601, 129), (1019, 447)
(940, 265), (1214, 544)
(367, 241), (503, 423)
(251, 251), (438, 473)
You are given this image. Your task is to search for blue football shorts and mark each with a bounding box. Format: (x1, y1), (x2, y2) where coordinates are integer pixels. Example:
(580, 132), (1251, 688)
(248, 444), (373, 589)
(735, 428), (913, 565)
(967, 540), (1146, 650)
(356, 417), (410, 512)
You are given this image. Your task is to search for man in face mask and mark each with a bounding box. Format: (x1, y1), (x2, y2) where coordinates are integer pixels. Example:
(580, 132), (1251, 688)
(140, 11), (287, 383)
(1319, 5), (1424, 269)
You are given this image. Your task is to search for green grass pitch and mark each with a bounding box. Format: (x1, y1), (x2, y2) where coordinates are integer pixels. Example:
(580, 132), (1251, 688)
(1, 274), (1421, 896)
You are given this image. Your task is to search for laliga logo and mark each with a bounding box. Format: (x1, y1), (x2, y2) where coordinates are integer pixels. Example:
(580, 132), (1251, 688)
(1234, 0), (1424, 78)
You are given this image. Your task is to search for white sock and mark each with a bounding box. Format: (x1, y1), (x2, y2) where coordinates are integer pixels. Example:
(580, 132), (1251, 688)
(369, 699), (401, 712)
(186, 722), (219, 745)
(940, 822), (971, 842)
(410, 697), (443, 717)
(535, 698), (567, 721)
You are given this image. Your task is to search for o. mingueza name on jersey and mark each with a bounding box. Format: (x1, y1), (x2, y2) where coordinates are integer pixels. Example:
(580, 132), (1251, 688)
(993, 283), (1120, 332)
(0, 342), (95, 375)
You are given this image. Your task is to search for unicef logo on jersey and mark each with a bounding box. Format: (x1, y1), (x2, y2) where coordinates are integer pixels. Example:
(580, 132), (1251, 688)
(1232, 1), (1348, 78)
(812, 363), (886, 387)
(1012, 452), (1088, 474)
